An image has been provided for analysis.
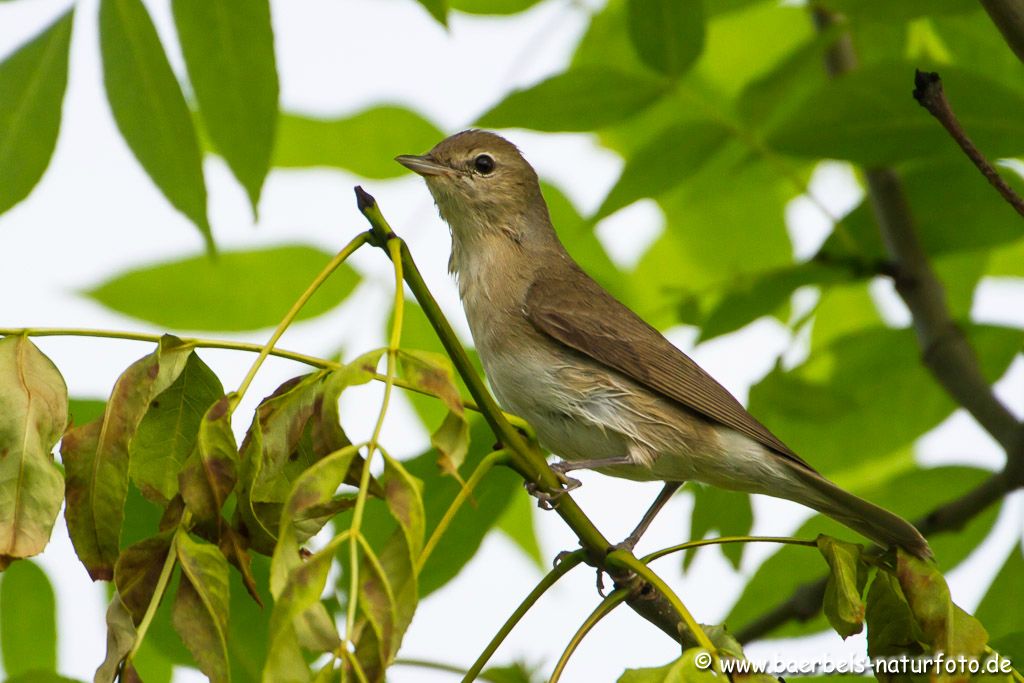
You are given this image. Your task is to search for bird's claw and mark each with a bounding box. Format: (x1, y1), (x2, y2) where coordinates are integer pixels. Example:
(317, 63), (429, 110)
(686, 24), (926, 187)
(524, 470), (581, 510)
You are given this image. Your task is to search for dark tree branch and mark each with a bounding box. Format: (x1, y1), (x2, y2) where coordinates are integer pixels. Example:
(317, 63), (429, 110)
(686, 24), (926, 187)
(738, 8), (1024, 644)
(912, 70), (1024, 220)
(979, 0), (1024, 65)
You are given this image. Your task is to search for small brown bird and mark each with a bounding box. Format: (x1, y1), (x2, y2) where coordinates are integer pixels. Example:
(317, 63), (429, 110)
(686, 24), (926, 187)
(397, 130), (931, 558)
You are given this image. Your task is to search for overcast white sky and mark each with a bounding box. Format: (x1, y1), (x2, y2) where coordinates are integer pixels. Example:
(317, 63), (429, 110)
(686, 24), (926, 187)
(1, 1), (1022, 681)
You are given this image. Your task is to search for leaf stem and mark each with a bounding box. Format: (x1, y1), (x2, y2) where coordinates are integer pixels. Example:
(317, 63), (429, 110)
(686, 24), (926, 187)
(462, 550), (586, 682)
(642, 535), (818, 564)
(233, 231), (370, 407)
(126, 521), (191, 663)
(417, 449), (510, 572)
(548, 587), (630, 683)
(345, 237), (404, 646)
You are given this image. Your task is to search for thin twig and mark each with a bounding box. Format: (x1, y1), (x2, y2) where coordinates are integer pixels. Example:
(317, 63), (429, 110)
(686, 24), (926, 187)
(548, 588), (631, 683)
(463, 551), (586, 682)
(912, 69), (1024, 219)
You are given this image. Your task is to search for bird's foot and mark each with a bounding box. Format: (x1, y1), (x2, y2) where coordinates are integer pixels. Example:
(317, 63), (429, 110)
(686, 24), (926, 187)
(524, 469), (581, 509)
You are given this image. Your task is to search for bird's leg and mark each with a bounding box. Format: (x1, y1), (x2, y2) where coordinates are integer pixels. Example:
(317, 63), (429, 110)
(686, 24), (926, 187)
(550, 455), (634, 474)
(615, 481), (683, 551)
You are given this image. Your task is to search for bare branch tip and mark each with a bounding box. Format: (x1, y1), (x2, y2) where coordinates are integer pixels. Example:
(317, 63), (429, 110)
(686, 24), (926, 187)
(912, 69), (943, 107)
(354, 185), (376, 213)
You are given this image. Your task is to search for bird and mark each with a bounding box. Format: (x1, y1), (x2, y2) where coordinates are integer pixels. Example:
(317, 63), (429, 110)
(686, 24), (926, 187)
(395, 129), (931, 559)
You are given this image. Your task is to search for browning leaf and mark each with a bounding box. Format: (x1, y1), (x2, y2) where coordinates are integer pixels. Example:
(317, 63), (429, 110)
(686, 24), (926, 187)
(63, 336), (191, 580)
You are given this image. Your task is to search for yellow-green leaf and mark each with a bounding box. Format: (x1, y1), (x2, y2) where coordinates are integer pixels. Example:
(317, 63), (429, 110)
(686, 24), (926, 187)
(173, 532), (230, 683)
(0, 336), (67, 568)
(817, 534), (868, 638)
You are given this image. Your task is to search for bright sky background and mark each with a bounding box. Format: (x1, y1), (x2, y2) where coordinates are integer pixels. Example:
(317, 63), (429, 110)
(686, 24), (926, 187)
(1, 1), (1022, 681)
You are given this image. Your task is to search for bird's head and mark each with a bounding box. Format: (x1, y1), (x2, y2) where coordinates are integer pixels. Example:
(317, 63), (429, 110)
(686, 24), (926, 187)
(396, 130), (548, 244)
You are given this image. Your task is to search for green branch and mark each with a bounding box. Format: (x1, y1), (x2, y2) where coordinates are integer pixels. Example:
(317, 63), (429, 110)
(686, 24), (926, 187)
(463, 550), (586, 682)
(353, 186), (720, 655)
(549, 587), (631, 683)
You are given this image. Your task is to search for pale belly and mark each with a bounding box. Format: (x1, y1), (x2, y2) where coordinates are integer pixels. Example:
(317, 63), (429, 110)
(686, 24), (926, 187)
(477, 341), (802, 492)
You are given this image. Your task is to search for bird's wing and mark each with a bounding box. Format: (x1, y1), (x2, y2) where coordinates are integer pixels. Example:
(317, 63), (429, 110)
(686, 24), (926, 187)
(524, 263), (815, 471)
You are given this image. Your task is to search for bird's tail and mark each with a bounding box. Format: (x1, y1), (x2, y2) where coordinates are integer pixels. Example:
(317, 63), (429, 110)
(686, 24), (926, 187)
(785, 462), (932, 559)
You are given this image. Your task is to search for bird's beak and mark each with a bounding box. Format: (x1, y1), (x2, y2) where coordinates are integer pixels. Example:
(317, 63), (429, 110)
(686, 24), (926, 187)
(395, 154), (451, 177)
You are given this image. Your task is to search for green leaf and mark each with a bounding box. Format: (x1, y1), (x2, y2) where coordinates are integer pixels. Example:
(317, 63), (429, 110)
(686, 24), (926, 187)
(686, 485), (752, 570)
(821, 159), (1024, 262)
(94, 595), (138, 683)
(816, 535), (868, 638)
(0, 10), (73, 216)
(477, 67), (669, 132)
(749, 325), (1022, 474)
(865, 569), (923, 659)
(63, 336), (191, 580)
(736, 29), (835, 132)
(173, 532), (231, 683)
(767, 64), (1024, 165)
(179, 396), (238, 522)
(631, 154), (795, 324)
(830, 0), (976, 21)
(933, 10), (1024, 94)
(415, 0), (447, 25)
(595, 120), (731, 219)
(451, 0), (541, 14)
(0, 336), (67, 568)
(989, 632), (1024, 672)
(618, 648), (719, 682)
(626, 0), (704, 77)
(130, 352), (224, 502)
(68, 398), (106, 426)
(541, 181), (632, 305)
(275, 106), (444, 178)
(0, 561), (57, 675)
(975, 543), (1023, 641)
(99, 0), (212, 250)
(698, 262), (850, 343)
(172, 0), (278, 213)
(87, 245), (361, 332)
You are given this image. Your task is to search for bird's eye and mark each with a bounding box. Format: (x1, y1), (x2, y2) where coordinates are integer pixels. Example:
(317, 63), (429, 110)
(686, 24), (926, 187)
(473, 154), (495, 174)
